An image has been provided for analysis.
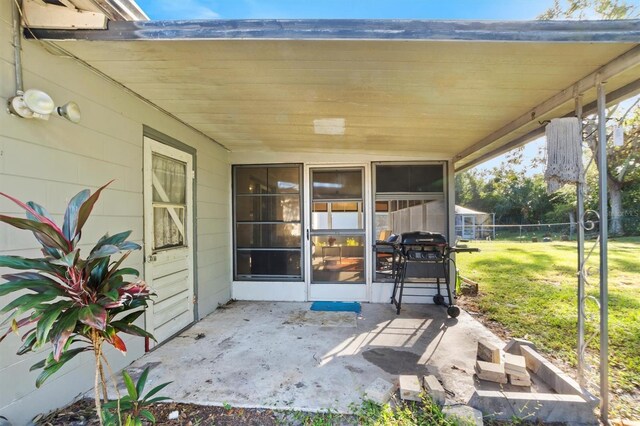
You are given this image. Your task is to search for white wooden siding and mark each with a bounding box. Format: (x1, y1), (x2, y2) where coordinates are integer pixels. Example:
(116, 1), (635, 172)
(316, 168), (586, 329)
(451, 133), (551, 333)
(0, 2), (231, 423)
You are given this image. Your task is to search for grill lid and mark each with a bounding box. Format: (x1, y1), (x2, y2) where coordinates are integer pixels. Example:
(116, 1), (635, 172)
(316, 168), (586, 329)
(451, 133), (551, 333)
(400, 231), (447, 245)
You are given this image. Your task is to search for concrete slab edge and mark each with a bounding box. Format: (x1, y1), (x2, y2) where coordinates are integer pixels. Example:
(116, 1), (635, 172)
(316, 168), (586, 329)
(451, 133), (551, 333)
(469, 390), (598, 425)
(519, 346), (598, 406)
(167, 399), (358, 415)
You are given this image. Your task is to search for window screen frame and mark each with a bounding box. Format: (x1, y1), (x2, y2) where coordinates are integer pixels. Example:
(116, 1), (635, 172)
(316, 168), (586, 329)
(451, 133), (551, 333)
(371, 161), (449, 283)
(233, 164), (304, 281)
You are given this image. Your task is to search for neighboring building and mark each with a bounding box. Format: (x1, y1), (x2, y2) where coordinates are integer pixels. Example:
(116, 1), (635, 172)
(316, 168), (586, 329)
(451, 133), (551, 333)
(455, 205), (495, 240)
(1, 1), (638, 423)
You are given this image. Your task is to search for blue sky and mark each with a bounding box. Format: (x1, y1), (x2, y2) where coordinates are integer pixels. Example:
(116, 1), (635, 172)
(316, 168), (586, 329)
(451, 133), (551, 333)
(136, 0), (558, 21)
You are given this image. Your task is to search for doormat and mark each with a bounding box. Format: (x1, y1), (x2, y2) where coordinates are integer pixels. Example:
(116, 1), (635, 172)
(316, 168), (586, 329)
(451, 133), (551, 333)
(310, 301), (361, 314)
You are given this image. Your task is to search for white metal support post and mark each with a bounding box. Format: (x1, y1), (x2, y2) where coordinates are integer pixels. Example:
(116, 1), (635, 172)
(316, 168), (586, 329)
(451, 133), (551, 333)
(575, 94), (586, 387)
(596, 80), (609, 423)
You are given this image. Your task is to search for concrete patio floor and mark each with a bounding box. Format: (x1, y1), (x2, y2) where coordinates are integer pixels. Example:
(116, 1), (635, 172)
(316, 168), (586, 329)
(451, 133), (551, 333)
(126, 301), (504, 413)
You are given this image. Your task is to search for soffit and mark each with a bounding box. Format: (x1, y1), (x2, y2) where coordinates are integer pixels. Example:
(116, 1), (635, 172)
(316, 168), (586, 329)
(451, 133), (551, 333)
(48, 38), (639, 161)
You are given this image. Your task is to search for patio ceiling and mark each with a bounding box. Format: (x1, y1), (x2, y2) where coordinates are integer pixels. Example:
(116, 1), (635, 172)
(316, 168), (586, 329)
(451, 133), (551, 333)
(30, 20), (640, 170)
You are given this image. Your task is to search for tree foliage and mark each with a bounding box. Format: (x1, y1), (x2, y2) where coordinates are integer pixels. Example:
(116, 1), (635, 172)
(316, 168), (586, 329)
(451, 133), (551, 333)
(0, 182), (155, 425)
(457, 0), (640, 232)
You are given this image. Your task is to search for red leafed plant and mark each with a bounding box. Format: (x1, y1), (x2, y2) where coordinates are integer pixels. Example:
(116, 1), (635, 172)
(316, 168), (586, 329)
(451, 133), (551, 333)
(0, 181), (155, 424)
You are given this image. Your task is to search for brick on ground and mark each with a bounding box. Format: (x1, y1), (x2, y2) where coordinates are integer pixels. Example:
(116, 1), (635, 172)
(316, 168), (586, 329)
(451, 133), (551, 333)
(475, 360), (507, 384)
(509, 372), (532, 387)
(504, 353), (527, 376)
(399, 375), (422, 401)
(423, 375), (445, 406)
(364, 377), (396, 404)
(477, 339), (501, 364)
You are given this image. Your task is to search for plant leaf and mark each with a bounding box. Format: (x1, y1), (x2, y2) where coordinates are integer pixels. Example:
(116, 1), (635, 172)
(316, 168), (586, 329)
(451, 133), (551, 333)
(0, 255), (65, 275)
(50, 307), (80, 361)
(109, 333), (127, 355)
(50, 249), (79, 268)
(0, 274), (64, 297)
(0, 191), (64, 235)
(62, 189), (90, 241)
(0, 292), (57, 315)
(114, 309), (145, 325)
(36, 301), (72, 345)
(17, 332), (37, 355)
(136, 367), (149, 397)
(88, 245), (120, 261)
(109, 267), (140, 279)
(139, 410), (155, 423)
(35, 347), (87, 387)
(30, 357), (47, 372)
(93, 231), (132, 252)
(75, 181), (113, 237)
(119, 241), (141, 251)
(99, 252), (131, 290)
(105, 289), (119, 301)
(89, 258), (110, 289)
(78, 304), (107, 330)
(143, 396), (172, 405)
(0, 316), (37, 342)
(0, 215), (69, 251)
(122, 370), (138, 399)
(110, 322), (154, 340)
(142, 381), (172, 402)
(26, 201), (55, 223)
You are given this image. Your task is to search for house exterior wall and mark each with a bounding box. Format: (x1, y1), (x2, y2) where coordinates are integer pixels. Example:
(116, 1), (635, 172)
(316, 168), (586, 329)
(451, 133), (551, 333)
(0, 3), (231, 423)
(229, 151), (456, 304)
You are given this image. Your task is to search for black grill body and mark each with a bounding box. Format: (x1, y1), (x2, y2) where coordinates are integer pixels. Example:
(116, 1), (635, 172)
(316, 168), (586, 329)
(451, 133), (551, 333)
(390, 231), (476, 318)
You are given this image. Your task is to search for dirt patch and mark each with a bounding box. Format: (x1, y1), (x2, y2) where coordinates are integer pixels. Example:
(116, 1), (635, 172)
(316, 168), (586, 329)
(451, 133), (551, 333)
(34, 399), (279, 426)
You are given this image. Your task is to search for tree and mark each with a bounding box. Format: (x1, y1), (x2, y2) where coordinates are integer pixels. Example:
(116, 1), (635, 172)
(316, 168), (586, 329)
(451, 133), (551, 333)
(0, 183), (156, 425)
(539, 0), (640, 235)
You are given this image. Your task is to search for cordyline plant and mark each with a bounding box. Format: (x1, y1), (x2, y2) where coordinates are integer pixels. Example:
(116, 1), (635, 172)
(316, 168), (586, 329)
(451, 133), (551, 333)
(0, 181), (155, 425)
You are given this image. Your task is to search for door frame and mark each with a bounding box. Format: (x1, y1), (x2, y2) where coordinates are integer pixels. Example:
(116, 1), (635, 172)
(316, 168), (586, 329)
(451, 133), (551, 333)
(304, 163), (372, 302)
(142, 126), (198, 347)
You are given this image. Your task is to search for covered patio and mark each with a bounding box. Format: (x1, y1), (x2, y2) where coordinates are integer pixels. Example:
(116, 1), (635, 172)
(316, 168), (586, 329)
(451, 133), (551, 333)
(123, 301), (505, 413)
(1, 1), (639, 422)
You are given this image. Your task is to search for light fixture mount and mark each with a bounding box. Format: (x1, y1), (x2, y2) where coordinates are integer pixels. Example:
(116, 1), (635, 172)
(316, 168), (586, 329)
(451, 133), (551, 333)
(7, 88), (80, 123)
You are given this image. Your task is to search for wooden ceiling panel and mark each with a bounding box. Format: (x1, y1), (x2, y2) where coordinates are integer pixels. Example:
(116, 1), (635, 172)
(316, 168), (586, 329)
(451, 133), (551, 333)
(52, 38), (639, 157)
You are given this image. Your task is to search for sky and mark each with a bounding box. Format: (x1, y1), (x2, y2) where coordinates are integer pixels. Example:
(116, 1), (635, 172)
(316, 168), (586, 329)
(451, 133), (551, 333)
(136, 0), (558, 21)
(134, 0), (559, 175)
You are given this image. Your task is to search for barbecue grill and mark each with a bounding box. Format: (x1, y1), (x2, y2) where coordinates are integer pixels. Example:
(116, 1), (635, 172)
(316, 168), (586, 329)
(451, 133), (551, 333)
(389, 231), (478, 318)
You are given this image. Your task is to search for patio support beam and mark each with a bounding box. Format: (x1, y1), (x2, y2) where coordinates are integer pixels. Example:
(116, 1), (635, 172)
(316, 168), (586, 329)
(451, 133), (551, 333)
(455, 76), (640, 172)
(454, 45), (640, 171)
(596, 80), (609, 424)
(575, 94), (586, 388)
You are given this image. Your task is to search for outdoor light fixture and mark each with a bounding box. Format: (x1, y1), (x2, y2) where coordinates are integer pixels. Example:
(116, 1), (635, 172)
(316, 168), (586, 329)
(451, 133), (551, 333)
(7, 89), (81, 123)
(57, 101), (81, 123)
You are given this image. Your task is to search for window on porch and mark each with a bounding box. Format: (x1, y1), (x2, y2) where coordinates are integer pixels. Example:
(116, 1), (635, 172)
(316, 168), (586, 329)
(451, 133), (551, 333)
(233, 165), (303, 281)
(373, 163), (447, 282)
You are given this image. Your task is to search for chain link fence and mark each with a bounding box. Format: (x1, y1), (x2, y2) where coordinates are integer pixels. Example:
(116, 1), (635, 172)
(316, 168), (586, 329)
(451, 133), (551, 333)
(455, 216), (640, 242)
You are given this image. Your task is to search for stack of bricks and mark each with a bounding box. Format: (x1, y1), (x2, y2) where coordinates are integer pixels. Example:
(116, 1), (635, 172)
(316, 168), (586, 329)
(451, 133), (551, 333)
(475, 340), (531, 388)
(475, 340), (507, 384)
(504, 352), (531, 387)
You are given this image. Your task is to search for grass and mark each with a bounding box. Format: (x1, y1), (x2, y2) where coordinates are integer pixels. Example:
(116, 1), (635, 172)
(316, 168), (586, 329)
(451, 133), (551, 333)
(456, 236), (640, 418)
(278, 395), (463, 425)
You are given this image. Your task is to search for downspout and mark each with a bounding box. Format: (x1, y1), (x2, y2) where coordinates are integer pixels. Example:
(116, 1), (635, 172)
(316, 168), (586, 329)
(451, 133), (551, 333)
(11, 0), (24, 93)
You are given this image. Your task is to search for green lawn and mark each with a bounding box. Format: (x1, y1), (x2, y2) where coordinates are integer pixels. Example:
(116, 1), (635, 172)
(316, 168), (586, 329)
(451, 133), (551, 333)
(455, 237), (640, 417)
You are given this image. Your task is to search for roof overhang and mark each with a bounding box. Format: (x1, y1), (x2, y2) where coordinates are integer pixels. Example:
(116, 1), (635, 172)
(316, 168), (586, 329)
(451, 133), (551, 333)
(27, 19), (640, 170)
